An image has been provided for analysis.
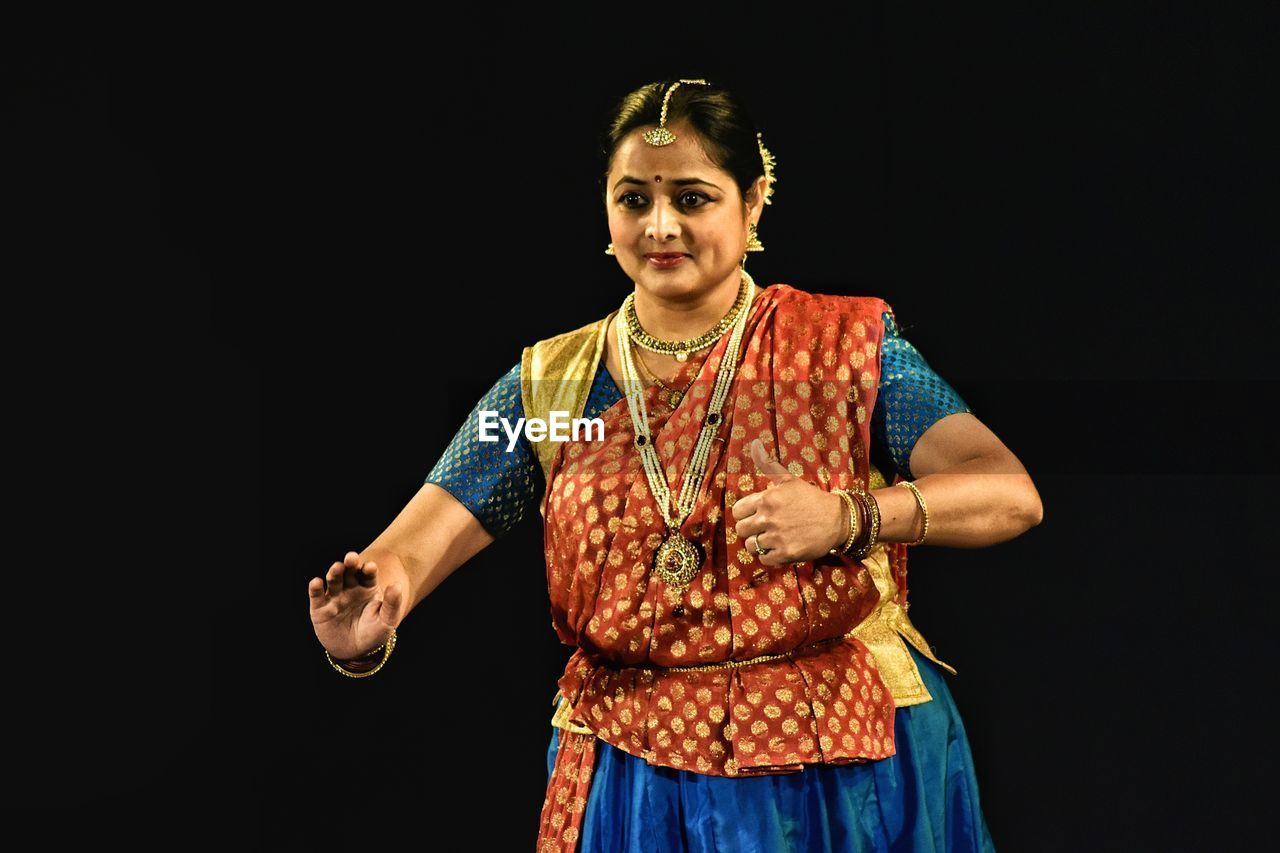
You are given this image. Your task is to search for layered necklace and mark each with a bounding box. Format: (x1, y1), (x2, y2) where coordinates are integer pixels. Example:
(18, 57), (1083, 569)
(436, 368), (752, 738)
(624, 273), (752, 362)
(616, 269), (758, 589)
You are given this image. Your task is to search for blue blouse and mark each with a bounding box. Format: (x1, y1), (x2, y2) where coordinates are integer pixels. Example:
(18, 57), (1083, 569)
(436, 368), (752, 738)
(426, 311), (970, 539)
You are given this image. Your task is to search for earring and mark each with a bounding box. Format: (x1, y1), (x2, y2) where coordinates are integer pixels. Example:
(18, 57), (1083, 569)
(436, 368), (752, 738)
(746, 222), (765, 252)
(605, 242), (616, 255)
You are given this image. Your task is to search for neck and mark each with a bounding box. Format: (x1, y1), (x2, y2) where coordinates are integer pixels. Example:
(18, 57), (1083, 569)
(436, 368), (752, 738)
(633, 269), (758, 341)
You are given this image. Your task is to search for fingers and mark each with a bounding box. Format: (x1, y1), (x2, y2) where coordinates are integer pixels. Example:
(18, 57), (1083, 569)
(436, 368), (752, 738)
(342, 551), (364, 590)
(755, 534), (781, 564)
(750, 438), (792, 482)
(730, 493), (758, 521)
(313, 553), (378, 604)
(380, 582), (404, 627)
(733, 515), (766, 541)
(758, 549), (796, 569)
(324, 560), (347, 596)
(743, 529), (797, 567)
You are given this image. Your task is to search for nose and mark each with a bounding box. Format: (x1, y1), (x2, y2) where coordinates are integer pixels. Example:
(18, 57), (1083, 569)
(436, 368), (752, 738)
(644, 197), (683, 244)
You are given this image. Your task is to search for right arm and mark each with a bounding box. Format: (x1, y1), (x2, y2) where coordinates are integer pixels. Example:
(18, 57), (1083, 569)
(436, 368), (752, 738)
(309, 361), (541, 662)
(353, 482), (496, 616)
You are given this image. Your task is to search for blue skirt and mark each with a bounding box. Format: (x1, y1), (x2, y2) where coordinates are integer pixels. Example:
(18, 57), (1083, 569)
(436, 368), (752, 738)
(546, 642), (996, 852)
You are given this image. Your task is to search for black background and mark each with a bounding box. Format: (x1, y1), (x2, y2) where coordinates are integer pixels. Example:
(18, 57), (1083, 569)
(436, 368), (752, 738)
(6, 4), (1276, 849)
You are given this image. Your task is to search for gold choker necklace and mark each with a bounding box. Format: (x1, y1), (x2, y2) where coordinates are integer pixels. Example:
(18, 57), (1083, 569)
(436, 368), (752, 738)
(623, 275), (752, 362)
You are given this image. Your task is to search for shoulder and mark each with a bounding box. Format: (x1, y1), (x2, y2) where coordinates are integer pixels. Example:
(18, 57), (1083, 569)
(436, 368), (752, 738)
(770, 284), (893, 334)
(520, 308), (616, 381)
(529, 311), (613, 350)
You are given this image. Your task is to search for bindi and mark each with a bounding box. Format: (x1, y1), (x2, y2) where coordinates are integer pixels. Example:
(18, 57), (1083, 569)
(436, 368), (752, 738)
(654, 175), (662, 182)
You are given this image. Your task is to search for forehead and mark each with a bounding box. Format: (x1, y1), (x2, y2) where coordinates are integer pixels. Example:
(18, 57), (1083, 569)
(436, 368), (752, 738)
(608, 123), (720, 176)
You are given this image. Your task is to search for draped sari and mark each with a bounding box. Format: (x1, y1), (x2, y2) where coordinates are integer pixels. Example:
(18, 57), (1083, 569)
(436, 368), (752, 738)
(524, 284), (993, 851)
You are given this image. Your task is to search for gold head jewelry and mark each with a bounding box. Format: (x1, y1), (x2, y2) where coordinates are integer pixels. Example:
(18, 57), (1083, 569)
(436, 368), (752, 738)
(756, 131), (777, 205)
(643, 79), (710, 146)
(641, 81), (779, 208)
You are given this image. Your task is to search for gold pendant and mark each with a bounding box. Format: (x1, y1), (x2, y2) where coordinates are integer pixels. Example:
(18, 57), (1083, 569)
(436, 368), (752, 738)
(653, 531), (703, 587)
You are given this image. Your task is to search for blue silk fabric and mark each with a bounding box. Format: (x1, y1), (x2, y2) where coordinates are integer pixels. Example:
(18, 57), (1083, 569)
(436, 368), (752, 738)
(426, 310), (971, 539)
(546, 641), (996, 852)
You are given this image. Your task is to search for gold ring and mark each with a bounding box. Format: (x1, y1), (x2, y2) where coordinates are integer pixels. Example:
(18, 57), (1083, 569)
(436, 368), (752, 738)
(753, 533), (771, 556)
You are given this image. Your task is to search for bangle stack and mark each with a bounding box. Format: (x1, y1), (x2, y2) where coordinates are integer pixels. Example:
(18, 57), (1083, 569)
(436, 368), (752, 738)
(827, 478), (930, 557)
(325, 628), (397, 678)
(829, 488), (881, 560)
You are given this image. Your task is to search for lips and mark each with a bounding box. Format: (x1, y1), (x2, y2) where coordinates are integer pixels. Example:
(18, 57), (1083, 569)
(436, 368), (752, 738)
(646, 253), (688, 268)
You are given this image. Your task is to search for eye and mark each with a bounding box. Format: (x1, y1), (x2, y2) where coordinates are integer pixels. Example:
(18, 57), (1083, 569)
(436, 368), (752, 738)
(617, 190), (713, 209)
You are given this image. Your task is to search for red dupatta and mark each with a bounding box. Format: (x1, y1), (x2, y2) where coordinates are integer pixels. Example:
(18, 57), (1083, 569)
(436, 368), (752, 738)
(537, 284), (900, 851)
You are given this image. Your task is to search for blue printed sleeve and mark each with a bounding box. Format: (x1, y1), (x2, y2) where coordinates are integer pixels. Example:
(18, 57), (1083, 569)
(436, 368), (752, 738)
(424, 361), (542, 539)
(870, 310), (971, 481)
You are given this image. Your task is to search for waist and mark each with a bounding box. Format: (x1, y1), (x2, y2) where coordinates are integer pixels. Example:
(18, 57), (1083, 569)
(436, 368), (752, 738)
(581, 626), (862, 674)
(552, 625), (898, 777)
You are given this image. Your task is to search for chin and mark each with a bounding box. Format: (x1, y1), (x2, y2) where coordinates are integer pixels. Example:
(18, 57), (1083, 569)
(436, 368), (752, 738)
(636, 273), (706, 300)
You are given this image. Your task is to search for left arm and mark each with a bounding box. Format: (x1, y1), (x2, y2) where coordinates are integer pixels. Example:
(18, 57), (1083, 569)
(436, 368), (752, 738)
(871, 411), (1044, 548)
(734, 303), (1045, 562)
(733, 416), (1044, 567)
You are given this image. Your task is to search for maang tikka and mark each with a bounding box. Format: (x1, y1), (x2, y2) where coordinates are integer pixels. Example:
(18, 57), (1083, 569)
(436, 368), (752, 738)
(605, 79), (777, 256)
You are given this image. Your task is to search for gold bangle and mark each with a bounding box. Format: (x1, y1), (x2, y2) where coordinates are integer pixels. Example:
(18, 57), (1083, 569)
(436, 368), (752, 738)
(848, 489), (881, 560)
(896, 480), (929, 545)
(828, 489), (859, 555)
(326, 629), (397, 678)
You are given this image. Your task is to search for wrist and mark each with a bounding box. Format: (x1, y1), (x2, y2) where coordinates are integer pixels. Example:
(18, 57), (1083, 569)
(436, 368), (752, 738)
(846, 489), (879, 558)
(828, 490), (860, 556)
(830, 492), (849, 552)
(326, 629), (398, 678)
(340, 643), (385, 662)
(331, 640), (386, 665)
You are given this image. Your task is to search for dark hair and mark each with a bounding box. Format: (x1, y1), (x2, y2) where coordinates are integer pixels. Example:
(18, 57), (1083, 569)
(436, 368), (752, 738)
(598, 79), (768, 212)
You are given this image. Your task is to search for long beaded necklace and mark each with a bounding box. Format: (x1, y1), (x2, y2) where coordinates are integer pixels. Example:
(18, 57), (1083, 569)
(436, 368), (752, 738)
(617, 269), (758, 589)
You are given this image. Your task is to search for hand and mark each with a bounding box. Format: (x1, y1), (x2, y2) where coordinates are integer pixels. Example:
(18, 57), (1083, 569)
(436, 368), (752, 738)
(731, 438), (849, 568)
(308, 551), (406, 661)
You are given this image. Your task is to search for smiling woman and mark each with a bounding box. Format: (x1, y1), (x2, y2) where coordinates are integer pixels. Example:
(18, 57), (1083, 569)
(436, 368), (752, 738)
(308, 77), (1037, 853)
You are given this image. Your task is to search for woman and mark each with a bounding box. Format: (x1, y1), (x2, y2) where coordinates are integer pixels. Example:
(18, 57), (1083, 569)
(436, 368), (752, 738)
(307, 79), (1042, 852)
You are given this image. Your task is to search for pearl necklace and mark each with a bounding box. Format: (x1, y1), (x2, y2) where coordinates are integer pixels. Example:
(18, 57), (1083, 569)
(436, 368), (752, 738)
(616, 269), (758, 589)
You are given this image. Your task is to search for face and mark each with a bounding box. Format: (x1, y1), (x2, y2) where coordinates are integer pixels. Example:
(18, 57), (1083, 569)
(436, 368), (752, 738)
(605, 120), (767, 302)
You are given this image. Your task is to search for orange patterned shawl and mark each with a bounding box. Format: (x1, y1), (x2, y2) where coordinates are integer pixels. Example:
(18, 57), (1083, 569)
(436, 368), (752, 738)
(533, 284), (952, 851)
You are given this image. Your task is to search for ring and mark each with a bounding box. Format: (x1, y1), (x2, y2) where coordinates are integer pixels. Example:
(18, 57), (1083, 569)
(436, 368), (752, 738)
(753, 533), (772, 556)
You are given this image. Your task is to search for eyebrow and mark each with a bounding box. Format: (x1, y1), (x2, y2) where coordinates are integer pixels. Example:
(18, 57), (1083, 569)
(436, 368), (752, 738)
(612, 175), (723, 192)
